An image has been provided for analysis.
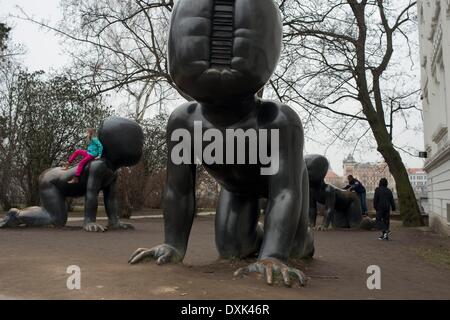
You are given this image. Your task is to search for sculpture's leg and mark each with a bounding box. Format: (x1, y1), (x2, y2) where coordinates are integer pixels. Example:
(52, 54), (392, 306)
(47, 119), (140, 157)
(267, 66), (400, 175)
(215, 188), (262, 259)
(347, 199), (363, 228)
(0, 184), (66, 228)
(39, 184), (68, 227)
(104, 180), (134, 230)
(0, 206), (54, 228)
(308, 190), (318, 228)
(290, 167), (314, 259)
(0, 208), (22, 228)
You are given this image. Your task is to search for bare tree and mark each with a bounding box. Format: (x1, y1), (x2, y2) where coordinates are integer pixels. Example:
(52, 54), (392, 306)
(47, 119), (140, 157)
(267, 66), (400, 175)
(0, 23), (11, 56)
(16, 0), (183, 117)
(273, 0), (423, 226)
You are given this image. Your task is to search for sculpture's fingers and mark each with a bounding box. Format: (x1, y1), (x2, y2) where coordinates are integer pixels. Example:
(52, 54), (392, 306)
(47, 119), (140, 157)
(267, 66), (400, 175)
(265, 265), (274, 285)
(281, 268), (291, 287)
(156, 252), (172, 265)
(129, 250), (155, 265)
(124, 223), (135, 230)
(289, 269), (307, 287)
(233, 267), (249, 277)
(128, 248), (149, 263)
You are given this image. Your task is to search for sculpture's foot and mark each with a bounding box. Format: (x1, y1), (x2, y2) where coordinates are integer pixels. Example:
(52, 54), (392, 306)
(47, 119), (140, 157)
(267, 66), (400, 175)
(83, 222), (107, 232)
(314, 225), (329, 231)
(234, 257), (308, 287)
(108, 221), (135, 230)
(0, 209), (21, 228)
(360, 216), (376, 230)
(67, 176), (79, 184)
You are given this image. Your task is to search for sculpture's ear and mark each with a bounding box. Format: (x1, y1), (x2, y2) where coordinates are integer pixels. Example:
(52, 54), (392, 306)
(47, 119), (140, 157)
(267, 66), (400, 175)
(98, 117), (144, 168)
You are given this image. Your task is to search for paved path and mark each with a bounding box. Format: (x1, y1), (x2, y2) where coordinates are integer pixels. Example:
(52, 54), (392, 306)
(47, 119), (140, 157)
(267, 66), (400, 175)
(0, 217), (449, 299)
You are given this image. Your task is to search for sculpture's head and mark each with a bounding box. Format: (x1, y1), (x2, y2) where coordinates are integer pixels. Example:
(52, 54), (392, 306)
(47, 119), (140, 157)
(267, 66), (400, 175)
(168, 0), (282, 103)
(98, 117), (144, 169)
(305, 154), (329, 186)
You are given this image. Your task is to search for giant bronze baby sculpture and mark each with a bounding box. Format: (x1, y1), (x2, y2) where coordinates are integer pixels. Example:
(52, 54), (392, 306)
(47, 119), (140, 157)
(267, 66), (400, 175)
(129, 0), (314, 287)
(0, 117), (143, 232)
(306, 154), (375, 231)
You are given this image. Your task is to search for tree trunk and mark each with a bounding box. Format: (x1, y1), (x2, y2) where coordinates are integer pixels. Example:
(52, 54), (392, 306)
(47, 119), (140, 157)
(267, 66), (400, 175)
(0, 176), (13, 211)
(369, 121), (424, 227)
(378, 143), (424, 227)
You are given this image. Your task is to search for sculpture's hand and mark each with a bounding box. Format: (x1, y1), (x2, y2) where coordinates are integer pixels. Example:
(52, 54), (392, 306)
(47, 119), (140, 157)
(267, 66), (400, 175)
(108, 221), (134, 230)
(315, 225), (329, 231)
(234, 258), (308, 287)
(128, 244), (183, 265)
(84, 222), (108, 232)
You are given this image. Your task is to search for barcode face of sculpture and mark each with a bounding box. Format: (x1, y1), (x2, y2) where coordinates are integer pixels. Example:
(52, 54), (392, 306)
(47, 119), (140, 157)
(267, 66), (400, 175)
(210, 1), (234, 68)
(168, 0), (282, 102)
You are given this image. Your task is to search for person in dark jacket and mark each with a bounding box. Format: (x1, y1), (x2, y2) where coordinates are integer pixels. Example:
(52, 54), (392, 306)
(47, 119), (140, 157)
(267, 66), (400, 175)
(344, 175), (368, 216)
(373, 178), (396, 240)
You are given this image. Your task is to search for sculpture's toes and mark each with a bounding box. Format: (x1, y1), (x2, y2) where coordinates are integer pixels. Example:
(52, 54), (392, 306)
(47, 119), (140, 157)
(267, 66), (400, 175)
(120, 222), (135, 230)
(0, 209), (20, 228)
(0, 218), (8, 228)
(84, 223), (107, 232)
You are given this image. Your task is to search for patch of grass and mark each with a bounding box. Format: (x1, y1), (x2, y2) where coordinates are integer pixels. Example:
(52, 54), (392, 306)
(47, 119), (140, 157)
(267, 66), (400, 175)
(413, 246), (450, 269)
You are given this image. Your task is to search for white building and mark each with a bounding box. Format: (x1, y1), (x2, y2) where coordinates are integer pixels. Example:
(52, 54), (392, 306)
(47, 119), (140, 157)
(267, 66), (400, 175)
(418, 0), (450, 236)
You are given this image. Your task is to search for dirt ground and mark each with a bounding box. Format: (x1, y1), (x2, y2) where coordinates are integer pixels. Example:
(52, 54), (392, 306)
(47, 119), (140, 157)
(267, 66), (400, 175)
(0, 216), (449, 300)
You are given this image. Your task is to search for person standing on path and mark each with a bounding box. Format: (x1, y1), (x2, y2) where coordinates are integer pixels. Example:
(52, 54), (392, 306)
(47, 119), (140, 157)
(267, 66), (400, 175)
(373, 178), (396, 240)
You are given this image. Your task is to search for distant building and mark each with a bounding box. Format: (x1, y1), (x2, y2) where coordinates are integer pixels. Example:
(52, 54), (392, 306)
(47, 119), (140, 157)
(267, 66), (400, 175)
(343, 155), (396, 197)
(407, 168), (428, 197)
(325, 170), (344, 188)
(418, 0), (450, 235)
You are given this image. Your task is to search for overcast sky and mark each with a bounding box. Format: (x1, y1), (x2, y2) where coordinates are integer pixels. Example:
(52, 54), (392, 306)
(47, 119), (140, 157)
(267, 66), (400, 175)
(2, 0), (67, 70)
(1, 0), (425, 175)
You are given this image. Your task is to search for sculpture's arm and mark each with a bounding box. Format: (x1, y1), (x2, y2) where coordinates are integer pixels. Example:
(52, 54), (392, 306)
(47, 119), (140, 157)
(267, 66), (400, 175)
(129, 107), (197, 265)
(322, 185), (336, 229)
(162, 154), (197, 260)
(103, 177), (119, 225)
(128, 158), (196, 265)
(83, 161), (106, 232)
(103, 175), (134, 230)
